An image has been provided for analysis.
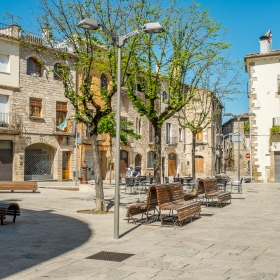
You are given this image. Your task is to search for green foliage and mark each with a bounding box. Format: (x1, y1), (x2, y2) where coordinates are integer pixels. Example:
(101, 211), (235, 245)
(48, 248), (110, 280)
(270, 125), (280, 135)
(97, 113), (141, 146)
(244, 120), (250, 132)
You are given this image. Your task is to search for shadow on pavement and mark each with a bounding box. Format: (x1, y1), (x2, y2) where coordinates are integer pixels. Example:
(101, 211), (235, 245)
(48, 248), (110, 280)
(0, 207), (92, 279)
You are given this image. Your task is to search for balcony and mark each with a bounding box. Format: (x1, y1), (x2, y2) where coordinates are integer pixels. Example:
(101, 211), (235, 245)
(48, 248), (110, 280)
(166, 137), (178, 146)
(53, 118), (75, 136)
(0, 23), (19, 38)
(0, 113), (22, 134)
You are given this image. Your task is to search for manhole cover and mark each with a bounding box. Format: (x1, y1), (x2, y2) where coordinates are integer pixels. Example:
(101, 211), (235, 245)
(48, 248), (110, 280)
(86, 251), (134, 262)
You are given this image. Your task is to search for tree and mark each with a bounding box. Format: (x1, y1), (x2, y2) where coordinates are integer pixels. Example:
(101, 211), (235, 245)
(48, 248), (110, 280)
(30, 0), (163, 212)
(97, 113), (141, 187)
(126, 2), (241, 183)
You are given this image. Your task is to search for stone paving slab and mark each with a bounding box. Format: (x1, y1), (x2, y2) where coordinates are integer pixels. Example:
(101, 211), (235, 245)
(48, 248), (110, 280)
(1, 182), (280, 279)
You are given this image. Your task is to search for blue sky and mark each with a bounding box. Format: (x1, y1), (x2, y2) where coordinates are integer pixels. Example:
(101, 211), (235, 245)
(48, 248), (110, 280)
(1, 0), (280, 120)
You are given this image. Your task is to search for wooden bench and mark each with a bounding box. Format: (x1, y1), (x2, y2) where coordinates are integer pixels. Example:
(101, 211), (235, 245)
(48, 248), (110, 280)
(0, 181), (37, 192)
(155, 183), (201, 226)
(183, 179), (205, 203)
(0, 203), (20, 225)
(201, 178), (231, 207)
(126, 185), (158, 223)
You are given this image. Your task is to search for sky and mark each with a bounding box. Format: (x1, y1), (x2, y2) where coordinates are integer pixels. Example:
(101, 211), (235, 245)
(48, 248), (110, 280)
(1, 0), (280, 121)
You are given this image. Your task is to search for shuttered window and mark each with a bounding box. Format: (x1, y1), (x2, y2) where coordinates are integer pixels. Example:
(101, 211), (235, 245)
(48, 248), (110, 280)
(29, 98), (42, 117)
(196, 127), (203, 141)
(56, 101), (67, 125)
(147, 151), (155, 168)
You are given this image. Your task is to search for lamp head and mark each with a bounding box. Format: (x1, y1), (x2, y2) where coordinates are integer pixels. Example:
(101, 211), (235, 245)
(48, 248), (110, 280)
(77, 18), (99, 30)
(143, 22), (165, 34)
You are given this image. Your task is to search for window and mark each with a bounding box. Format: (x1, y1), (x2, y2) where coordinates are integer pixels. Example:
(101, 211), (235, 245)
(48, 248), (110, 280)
(166, 123), (172, 144)
(136, 117), (141, 134)
(56, 101), (67, 126)
(147, 151), (155, 168)
(149, 122), (154, 142)
(0, 53), (9, 73)
(120, 116), (127, 130)
(179, 128), (183, 141)
(27, 57), (42, 77)
(100, 74), (108, 91)
(54, 63), (63, 80)
(29, 98), (42, 117)
(196, 127), (203, 141)
(162, 91), (167, 102)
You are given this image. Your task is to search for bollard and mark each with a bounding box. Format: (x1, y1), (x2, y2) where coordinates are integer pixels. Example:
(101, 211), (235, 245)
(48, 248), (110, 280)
(80, 161), (88, 184)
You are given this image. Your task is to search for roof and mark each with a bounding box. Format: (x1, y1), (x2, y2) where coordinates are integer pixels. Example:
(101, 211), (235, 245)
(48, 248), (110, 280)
(222, 113), (249, 127)
(245, 49), (280, 59)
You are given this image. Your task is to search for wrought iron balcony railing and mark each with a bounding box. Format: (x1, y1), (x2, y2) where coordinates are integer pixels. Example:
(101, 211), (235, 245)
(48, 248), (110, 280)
(0, 112), (22, 132)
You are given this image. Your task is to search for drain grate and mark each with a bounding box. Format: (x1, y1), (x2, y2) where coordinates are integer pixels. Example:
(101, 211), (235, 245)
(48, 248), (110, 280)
(200, 214), (214, 217)
(86, 251), (134, 262)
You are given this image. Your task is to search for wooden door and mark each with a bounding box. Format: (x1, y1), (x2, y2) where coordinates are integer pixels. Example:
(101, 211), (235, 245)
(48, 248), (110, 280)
(120, 150), (128, 178)
(195, 156), (204, 173)
(135, 154), (141, 167)
(62, 152), (70, 179)
(0, 141), (13, 181)
(168, 153), (177, 176)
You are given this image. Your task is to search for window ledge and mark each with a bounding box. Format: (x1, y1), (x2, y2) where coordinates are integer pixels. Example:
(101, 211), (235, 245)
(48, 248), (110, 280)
(29, 116), (44, 120)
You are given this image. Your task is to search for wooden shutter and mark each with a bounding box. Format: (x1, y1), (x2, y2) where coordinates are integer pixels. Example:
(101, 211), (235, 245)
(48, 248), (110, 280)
(30, 98), (42, 107)
(56, 101), (67, 112)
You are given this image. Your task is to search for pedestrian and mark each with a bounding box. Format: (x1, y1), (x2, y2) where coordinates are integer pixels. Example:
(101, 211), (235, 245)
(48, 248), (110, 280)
(224, 163), (227, 174)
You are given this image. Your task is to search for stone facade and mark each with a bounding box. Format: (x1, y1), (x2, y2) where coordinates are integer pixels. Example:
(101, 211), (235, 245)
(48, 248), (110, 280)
(0, 26), (77, 181)
(222, 115), (250, 174)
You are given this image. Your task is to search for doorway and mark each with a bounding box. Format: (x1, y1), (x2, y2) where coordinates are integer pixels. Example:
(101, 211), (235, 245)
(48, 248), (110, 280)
(168, 153), (177, 176)
(0, 141), (13, 181)
(120, 150), (128, 178)
(62, 151), (70, 179)
(195, 156), (204, 173)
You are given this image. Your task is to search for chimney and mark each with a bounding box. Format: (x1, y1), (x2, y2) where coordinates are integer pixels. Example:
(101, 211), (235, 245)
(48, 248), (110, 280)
(259, 35), (271, 54)
(156, 63), (160, 74)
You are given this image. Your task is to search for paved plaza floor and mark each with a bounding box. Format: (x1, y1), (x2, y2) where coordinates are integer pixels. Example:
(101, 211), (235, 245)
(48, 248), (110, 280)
(1, 181), (280, 279)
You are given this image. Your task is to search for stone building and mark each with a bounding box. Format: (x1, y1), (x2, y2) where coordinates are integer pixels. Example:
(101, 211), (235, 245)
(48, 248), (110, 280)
(0, 23), (77, 181)
(222, 114), (250, 174)
(245, 34), (280, 182)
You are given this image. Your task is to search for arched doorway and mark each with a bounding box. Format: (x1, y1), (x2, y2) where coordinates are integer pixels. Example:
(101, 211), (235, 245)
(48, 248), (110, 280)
(135, 154), (142, 167)
(195, 155), (204, 173)
(120, 150), (128, 178)
(24, 143), (55, 181)
(168, 152), (177, 176)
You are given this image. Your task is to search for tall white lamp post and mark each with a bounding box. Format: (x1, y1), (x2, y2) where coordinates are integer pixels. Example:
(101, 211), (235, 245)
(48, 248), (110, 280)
(77, 18), (164, 239)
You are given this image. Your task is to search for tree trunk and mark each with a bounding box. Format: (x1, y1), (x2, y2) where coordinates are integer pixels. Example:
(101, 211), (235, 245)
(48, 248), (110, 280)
(154, 124), (162, 184)
(91, 133), (107, 212)
(191, 131), (196, 179)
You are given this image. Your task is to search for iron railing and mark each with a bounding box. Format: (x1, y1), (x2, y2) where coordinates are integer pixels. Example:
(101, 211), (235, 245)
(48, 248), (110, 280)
(53, 118), (75, 134)
(0, 112), (22, 131)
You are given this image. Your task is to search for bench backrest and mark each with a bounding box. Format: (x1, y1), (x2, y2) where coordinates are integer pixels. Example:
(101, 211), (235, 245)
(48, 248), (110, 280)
(147, 185), (158, 208)
(0, 181), (37, 187)
(155, 183), (184, 206)
(200, 178), (218, 194)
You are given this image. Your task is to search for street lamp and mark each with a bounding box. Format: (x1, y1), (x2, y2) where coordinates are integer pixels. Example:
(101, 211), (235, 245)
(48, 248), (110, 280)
(78, 18), (164, 239)
(223, 112), (255, 182)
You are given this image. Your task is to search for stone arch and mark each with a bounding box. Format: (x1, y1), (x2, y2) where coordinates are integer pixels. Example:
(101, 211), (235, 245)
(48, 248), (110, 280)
(24, 143), (56, 181)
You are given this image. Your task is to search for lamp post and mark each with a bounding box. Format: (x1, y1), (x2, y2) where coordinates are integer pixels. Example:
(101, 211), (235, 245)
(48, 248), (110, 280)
(77, 18), (164, 239)
(224, 112), (255, 182)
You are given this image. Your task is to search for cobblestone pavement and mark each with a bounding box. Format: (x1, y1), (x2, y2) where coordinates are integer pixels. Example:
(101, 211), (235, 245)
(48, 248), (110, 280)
(1, 182), (280, 279)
